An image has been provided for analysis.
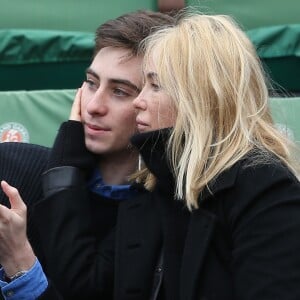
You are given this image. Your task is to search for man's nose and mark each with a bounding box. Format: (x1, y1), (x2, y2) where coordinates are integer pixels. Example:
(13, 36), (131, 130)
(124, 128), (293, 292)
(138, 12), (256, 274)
(86, 89), (109, 116)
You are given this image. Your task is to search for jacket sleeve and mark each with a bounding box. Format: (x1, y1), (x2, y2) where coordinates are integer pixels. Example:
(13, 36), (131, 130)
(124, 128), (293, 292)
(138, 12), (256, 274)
(227, 162), (300, 300)
(37, 280), (63, 300)
(34, 166), (114, 300)
(0, 142), (50, 261)
(46, 120), (96, 176)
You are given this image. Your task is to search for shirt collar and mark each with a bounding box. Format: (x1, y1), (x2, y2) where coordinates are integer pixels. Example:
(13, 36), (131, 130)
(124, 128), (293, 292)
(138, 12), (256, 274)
(88, 169), (135, 201)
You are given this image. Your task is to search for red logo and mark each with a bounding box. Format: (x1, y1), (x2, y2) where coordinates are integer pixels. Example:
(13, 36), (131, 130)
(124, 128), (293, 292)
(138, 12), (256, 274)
(0, 122), (30, 143)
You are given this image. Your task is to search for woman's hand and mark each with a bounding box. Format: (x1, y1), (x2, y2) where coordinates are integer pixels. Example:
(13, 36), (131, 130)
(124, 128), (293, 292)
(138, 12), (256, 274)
(0, 181), (35, 277)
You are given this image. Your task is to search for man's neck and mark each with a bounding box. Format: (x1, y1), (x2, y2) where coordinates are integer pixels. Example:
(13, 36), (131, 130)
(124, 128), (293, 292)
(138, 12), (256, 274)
(97, 149), (139, 185)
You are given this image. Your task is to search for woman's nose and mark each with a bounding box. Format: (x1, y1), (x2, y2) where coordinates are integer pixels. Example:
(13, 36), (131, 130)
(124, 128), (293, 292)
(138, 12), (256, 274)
(133, 94), (147, 110)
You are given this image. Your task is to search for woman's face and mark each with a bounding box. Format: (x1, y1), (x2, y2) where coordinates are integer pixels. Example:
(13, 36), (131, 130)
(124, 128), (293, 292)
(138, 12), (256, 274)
(133, 61), (176, 133)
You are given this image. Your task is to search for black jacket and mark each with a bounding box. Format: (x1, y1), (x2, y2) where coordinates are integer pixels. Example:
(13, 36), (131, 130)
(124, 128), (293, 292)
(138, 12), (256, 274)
(0, 142), (49, 258)
(0, 142), (49, 208)
(36, 129), (300, 300)
(0, 142), (49, 300)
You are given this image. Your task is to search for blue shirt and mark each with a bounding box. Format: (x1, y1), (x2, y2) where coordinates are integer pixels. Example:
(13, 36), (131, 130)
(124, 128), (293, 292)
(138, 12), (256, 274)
(0, 169), (135, 299)
(88, 168), (135, 200)
(0, 259), (47, 300)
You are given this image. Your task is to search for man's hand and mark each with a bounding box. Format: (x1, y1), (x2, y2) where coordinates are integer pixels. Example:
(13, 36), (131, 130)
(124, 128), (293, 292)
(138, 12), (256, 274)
(69, 85), (83, 121)
(0, 181), (35, 277)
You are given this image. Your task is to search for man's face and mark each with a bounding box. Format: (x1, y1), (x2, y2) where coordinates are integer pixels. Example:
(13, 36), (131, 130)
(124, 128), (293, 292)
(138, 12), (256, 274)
(81, 47), (143, 156)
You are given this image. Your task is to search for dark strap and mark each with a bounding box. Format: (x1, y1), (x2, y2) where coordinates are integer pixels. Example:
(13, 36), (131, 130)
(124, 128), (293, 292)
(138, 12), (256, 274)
(42, 166), (84, 197)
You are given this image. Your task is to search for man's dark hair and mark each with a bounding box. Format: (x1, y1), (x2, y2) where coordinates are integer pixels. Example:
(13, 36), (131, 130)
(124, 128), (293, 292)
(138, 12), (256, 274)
(94, 10), (174, 56)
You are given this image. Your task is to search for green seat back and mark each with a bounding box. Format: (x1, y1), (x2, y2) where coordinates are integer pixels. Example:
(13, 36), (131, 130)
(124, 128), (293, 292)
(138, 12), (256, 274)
(0, 29), (93, 91)
(270, 97), (300, 144)
(248, 25), (300, 94)
(0, 89), (74, 147)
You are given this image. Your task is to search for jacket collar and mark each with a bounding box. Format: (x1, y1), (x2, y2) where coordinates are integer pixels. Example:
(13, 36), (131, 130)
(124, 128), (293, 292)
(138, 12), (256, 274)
(131, 128), (172, 176)
(131, 128), (175, 194)
(131, 128), (239, 204)
(199, 162), (239, 203)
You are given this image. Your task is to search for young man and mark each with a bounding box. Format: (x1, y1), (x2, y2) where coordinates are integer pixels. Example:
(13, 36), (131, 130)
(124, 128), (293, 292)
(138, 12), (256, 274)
(0, 10), (174, 300)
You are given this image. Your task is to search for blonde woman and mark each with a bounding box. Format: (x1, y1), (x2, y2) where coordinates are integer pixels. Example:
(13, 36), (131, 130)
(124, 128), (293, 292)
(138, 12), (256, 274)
(131, 11), (300, 299)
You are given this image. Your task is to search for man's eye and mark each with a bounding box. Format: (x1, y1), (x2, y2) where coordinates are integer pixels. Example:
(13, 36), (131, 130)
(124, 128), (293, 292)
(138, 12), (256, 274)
(85, 79), (97, 89)
(113, 88), (129, 97)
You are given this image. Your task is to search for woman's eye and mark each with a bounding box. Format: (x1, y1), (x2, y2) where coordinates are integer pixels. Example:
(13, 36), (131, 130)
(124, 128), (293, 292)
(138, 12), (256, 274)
(151, 83), (160, 91)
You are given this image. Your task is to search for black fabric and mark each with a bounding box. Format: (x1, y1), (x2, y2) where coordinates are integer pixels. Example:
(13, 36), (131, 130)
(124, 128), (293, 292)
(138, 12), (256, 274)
(35, 184), (117, 300)
(0, 142), (49, 207)
(129, 130), (300, 300)
(131, 128), (175, 197)
(0, 142), (49, 253)
(131, 130), (191, 300)
(42, 166), (85, 198)
(47, 120), (96, 176)
(34, 120), (120, 299)
(37, 280), (63, 300)
(34, 129), (300, 300)
(0, 142), (50, 300)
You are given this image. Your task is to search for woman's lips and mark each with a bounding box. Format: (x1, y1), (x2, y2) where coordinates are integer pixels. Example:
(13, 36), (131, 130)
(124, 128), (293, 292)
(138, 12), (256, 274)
(136, 119), (149, 132)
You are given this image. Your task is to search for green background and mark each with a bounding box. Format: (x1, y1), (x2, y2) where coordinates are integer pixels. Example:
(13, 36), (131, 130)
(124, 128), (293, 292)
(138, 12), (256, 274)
(0, 0), (299, 93)
(0, 90), (74, 146)
(0, 0), (299, 32)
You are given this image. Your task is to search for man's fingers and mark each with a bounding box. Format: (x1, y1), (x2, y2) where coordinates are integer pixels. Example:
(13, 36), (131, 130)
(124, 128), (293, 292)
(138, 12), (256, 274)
(1, 181), (26, 211)
(69, 86), (83, 121)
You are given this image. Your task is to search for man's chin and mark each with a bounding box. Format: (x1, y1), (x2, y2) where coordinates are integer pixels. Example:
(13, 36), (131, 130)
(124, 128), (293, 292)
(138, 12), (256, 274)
(85, 140), (106, 155)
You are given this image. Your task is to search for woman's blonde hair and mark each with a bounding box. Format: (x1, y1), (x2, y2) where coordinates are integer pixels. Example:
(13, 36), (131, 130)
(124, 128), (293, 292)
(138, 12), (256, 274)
(139, 12), (300, 210)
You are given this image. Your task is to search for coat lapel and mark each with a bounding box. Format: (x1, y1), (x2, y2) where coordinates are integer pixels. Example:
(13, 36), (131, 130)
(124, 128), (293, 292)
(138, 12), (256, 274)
(180, 162), (239, 299)
(115, 191), (162, 299)
(180, 207), (217, 299)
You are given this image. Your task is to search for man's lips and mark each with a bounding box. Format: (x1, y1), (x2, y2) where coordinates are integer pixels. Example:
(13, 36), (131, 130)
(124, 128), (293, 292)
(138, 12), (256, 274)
(85, 123), (111, 132)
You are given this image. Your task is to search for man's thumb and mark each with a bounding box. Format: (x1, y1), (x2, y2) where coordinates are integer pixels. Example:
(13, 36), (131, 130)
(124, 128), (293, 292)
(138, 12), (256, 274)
(1, 180), (25, 210)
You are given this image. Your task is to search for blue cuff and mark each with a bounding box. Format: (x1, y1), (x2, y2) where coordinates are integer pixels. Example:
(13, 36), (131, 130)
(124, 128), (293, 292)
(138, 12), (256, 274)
(0, 259), (48, 300)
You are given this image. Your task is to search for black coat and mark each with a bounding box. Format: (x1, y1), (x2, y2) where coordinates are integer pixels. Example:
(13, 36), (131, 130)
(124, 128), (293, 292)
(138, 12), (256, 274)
(0, 142), (49, 208)
(0, 142), (49, 258)
(35, 130), (300, 300)
(0, 142), (49, 300)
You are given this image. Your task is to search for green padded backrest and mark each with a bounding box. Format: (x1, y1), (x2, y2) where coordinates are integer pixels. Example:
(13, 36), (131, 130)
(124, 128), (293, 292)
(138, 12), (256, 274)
(270, 97), (300, 144)
(247, 25), (300, 94)
(1, 25), (299, 93)
(0, 89), (74, 147)
(0, 29), (93, 91)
